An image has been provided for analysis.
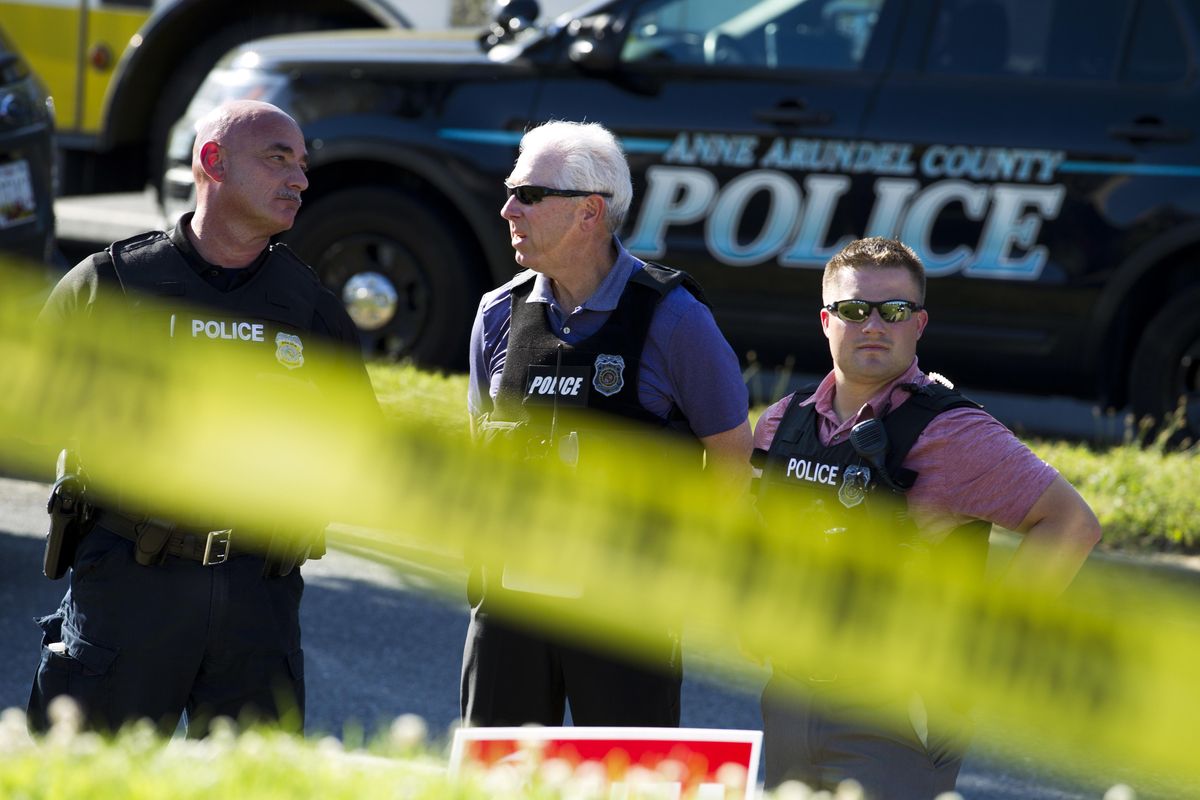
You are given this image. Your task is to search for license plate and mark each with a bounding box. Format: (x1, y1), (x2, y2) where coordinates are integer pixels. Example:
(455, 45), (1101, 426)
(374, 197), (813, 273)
(0, 159), (37, 229)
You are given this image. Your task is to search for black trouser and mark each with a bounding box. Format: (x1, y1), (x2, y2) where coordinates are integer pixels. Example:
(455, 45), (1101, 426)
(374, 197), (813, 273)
(28, 525), (305, 736)
(461, 606), (681, 727)
(761, 674), (968, 800)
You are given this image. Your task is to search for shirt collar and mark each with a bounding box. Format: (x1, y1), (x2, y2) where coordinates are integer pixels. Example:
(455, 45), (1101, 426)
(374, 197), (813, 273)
(169, 210), (270, 277)
(526, 237), (639, 312)
(812, 358), (926, 426)
(169, 211), (210, 278)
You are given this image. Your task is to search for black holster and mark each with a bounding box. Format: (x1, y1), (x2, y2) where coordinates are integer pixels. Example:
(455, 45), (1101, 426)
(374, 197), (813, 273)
(43, 450), (93, 580)
(132, 518), (175, 566)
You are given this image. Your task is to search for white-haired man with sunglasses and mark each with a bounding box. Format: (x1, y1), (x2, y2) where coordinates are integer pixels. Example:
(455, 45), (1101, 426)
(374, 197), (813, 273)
(462, 120), (752, 728)
(753, 237), (1101, 798)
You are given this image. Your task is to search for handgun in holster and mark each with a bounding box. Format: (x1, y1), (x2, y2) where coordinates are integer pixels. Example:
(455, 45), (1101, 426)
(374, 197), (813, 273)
(261, 526), (326, 578)
(44, 449), (94, 580)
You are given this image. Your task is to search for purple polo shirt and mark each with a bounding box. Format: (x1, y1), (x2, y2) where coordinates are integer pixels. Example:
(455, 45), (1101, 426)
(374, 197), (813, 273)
(468, 239), (748, 439)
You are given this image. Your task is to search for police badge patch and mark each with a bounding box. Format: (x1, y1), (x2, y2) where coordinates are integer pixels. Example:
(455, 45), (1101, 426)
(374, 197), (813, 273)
(275, 332), (305, 369)
(838, 464), (871, 508)
(593, 354), (625, 397)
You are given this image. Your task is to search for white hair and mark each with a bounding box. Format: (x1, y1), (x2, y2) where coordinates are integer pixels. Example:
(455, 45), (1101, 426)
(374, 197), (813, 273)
(518, 120), (632, 233)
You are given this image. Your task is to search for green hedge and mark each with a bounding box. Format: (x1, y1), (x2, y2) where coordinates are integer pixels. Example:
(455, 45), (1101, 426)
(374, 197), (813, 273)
(1031, 434), (1200, 551)
(0, 715), (466, 800)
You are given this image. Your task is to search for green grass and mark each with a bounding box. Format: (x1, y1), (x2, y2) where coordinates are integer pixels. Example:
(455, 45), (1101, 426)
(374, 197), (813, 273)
(367, 363), (1200, 552)
(1031, 434), (1200, 551)
(0, 713), (469, 800)
(367, 362), (471, 441)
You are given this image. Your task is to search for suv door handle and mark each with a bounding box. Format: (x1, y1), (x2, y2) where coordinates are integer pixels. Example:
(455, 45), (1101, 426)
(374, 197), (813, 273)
(1108, 123), (1192, 143)
(754, 107), (833, 127)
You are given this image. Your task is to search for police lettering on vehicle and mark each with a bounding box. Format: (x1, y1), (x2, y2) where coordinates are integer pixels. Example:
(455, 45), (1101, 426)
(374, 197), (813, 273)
(625, 133), (1067, 281)
(190, 319), (266, 342)
(524, 365), (591, 406)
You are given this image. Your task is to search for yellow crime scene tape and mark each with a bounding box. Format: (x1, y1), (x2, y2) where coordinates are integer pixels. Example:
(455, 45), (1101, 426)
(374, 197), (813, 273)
(1, 257), (1197, 791)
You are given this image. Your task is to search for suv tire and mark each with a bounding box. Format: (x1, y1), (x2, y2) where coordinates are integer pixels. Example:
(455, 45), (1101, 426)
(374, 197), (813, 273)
(1129, 285), (1200, 443)
(286, 187), (481, 368)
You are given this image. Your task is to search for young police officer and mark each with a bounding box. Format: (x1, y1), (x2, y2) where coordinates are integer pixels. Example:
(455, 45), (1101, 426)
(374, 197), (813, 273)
(463, 120), (753, 727)
(754, 237), (1101, 798)
(29, 101), (379, 735)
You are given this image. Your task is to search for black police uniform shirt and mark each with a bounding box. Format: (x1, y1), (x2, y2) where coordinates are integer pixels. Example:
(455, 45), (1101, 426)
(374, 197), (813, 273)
(37, 213), (381, 510)
(40, 212), (363, 354)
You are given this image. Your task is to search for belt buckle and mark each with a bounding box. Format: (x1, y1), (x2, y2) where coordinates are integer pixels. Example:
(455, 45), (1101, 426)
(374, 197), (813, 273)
(202, 529), (232, 566)
(807, 672), (839, 683)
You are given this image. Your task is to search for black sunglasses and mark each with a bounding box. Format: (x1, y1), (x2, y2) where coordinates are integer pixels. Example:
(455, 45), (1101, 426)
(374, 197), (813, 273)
(824, 299), (924, 323)
(505, 184), (613, 205)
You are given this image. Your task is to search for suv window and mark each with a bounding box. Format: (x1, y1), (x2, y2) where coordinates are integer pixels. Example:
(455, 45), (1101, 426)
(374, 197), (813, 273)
(1122, 0), (1189, 83)
(924, 0), (1131, 80)
(620, 0), (885, 70)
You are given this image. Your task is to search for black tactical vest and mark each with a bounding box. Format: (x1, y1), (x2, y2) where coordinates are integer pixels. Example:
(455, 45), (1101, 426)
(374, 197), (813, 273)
(491, 264), (704, 446)
(756, 381), (992, 569)
(106, 231), (322, 376)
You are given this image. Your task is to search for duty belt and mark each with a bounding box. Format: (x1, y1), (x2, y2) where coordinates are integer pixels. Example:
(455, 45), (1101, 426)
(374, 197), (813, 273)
(95, 510), (246, 566)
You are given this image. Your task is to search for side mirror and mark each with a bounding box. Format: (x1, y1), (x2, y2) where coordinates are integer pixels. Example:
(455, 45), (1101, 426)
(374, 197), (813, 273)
(481, 0), (541, 49)
(566, 14), (623, 71)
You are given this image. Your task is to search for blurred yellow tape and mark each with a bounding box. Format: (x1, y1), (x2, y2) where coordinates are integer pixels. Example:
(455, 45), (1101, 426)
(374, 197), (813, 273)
(2, 258), (1198, 789)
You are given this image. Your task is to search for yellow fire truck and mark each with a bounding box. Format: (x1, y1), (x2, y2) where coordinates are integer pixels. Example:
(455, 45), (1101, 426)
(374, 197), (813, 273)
(0, 0), (455, 194)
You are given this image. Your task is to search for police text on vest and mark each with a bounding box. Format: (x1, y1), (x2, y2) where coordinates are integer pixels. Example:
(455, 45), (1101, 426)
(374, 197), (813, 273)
(786, 458), (840, 485)
(192, 320), (265, 342)
(528, 375), (584, 396)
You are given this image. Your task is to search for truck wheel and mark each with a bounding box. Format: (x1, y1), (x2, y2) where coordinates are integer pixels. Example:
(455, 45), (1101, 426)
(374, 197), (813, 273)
(1129, 286), (1200, 444)
(285, 188), (482, 368)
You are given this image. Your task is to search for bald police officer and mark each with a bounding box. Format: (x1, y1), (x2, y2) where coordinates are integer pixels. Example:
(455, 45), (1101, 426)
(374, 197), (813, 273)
(29, 100), (379, 735)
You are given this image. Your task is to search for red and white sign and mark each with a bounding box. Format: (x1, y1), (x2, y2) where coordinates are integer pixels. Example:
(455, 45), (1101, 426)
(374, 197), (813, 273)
(449, 726), (762, 799)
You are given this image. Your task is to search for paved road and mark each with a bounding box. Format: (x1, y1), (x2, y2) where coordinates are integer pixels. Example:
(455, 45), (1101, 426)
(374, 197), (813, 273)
(1, 475), (1135, 798)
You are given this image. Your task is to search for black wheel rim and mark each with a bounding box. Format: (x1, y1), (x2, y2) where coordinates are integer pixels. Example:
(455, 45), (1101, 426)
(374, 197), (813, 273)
(314, 233), (430, 359)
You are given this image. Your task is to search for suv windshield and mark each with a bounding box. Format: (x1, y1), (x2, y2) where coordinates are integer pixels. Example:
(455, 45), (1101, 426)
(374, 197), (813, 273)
(619, 0), (884, 70)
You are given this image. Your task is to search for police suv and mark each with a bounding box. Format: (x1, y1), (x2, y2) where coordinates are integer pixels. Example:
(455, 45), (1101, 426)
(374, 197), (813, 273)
(163, 0), (1200, 441)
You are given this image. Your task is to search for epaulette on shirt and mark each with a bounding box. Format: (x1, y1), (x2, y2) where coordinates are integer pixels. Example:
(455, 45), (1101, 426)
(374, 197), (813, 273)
(109, 229), (169, 253)
(265, 241), (320, 281)
(636, 262), (710, 308)
(102, 230), (172, 291)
